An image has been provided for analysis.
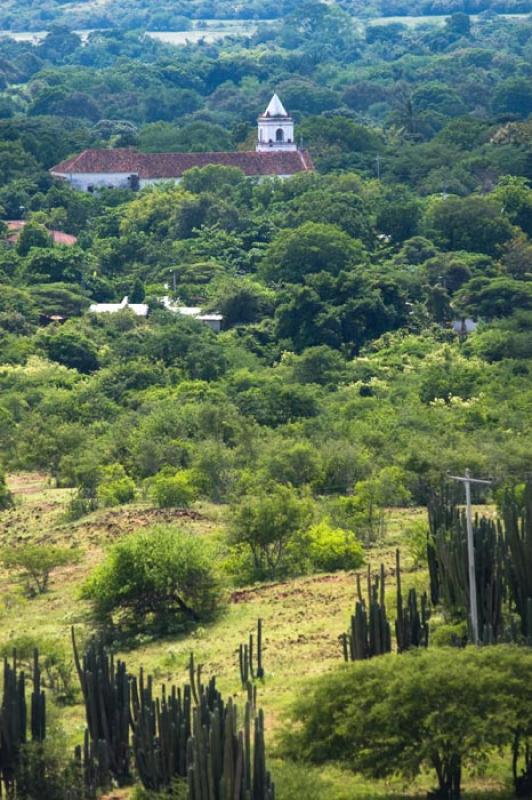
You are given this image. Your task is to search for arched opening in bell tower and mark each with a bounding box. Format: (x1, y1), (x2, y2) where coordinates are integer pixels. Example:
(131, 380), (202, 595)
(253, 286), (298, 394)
(275, 128), (284, 143)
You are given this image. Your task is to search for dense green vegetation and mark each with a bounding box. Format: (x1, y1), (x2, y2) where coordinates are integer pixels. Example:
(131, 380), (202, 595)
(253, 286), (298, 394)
(1, 3), (532, 799)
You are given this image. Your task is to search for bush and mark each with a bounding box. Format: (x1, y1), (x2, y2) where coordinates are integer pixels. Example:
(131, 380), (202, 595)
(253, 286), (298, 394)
(404, 519), (429, 567)
(150, 469), (198, 508)
(81, 526), (224, 629)
(2, 544), (81, 595)
(229, 486), (314, 580)
(307, 522), (364, 572)
(97, 464), (136, 507)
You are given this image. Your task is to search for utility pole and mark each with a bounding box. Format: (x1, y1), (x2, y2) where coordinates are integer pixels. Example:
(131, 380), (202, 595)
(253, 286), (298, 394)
(448, 469), (492, 645)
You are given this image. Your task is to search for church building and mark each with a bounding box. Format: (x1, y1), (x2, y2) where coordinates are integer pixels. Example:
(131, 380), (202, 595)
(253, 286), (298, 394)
(50, 95), (313, 192)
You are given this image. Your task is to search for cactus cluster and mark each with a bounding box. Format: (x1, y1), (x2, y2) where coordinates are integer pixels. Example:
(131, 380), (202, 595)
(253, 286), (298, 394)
(428, 482), (532, 644)
(502, 482), (532, 641)
(239, 619), (264, 686)
(71, 635), (275, 798)
(341, 564), (391, 660)
(130, 655), (221, 791)
(0, 648), (46, 795)
(341, 555), (430, 660)
(72, 628), (131, 785)
(395, 549), (430, 653)
(187, 699), (274, 800)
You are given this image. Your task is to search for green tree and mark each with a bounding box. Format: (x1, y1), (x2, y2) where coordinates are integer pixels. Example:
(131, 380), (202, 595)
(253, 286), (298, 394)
(424, 196), (514, 256)
(0, 469), (13, 509)
(262, 222), (366, 283)
(351, 466), (412, 542)
(307, 522), (364, 572)
(2, 544), (80, 595)
(96, 464), (136, 507)
(287, 647), (529, 799)
(230, 486), (314, 579)
(263, 442), (323, 488)
(82, 526), (223, 627)
(38, 328), (99, 374)
(16, 221), (52, 256)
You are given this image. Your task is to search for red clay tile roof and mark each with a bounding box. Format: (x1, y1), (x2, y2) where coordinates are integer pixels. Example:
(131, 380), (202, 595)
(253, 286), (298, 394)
(6, 220), (78, 246)
(50, 148), (314, 179)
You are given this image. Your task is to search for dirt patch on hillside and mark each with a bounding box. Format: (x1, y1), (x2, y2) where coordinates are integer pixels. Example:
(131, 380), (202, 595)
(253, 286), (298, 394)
(79, 507), (205, 541)
(231, 572), (354, 604)
(7, 472), (51, 495)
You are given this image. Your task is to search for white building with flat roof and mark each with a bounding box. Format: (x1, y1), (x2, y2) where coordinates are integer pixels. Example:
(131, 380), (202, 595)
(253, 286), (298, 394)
(89, 296), (149, 317)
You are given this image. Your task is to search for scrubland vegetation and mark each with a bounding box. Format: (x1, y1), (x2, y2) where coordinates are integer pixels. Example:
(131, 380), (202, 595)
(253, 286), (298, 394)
(0, 3), (531, 799)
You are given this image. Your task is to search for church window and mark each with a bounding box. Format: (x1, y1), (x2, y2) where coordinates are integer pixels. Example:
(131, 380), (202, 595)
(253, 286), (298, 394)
(275, 128), (284, 143)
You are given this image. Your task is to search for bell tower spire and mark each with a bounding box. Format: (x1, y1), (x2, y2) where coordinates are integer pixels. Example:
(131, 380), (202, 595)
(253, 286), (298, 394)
(257, 94), (297, 152)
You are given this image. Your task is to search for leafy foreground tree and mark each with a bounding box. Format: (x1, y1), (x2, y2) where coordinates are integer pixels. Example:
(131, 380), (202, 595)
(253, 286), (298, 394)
(286, 647), (532, 799)
(81, 526), (224, 631)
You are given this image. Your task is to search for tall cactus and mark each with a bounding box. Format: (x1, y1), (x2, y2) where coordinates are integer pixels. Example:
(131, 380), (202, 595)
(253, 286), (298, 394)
(0, 648), (46, 796)
(187, 698), (274, 800)
(71, 627), (130, 784)
(239, 619), (265, 686)
(502, 481), (532, 639)
(427, 499), (506, 642)
(341, 564), (391, 661)
(395, 549), (429, 652)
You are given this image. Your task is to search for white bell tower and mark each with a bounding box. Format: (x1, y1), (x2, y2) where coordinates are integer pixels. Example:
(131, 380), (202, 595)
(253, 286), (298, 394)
(257, 94), (297, 152)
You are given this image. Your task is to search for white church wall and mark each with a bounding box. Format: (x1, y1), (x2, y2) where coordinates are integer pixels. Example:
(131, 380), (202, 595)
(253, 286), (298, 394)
(53, 172), (135, 191)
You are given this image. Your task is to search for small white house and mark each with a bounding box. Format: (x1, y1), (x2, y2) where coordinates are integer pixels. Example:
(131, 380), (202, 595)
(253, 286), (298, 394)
(89, 296), (149, 317)
(161, 297), (223, 332)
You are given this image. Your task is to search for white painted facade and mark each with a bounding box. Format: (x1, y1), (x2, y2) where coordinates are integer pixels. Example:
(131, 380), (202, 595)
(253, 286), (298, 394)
(89, 296), (149, 316)
(256, 94), (297, 152)
(63, 172), (188, 191)
(161, 297), (223, 332)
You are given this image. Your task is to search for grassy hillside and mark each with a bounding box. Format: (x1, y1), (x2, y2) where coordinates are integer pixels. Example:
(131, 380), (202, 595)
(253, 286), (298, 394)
(0, 473), (514, 800)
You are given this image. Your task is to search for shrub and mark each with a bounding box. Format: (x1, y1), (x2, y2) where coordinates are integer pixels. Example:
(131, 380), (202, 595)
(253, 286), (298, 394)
(307, 522), (364, 572)
(150, 469), (198, 508)
(2, 544), (81, 595)
(229, 486), (314, 580)
(81, 526), (224, 629)
(97, 464), (136, 507)
(404, 519), (429, 567)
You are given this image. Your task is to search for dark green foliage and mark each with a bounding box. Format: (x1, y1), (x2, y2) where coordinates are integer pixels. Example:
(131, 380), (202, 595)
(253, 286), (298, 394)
(0, 469), (13, 510)
(501, 482), (532, 640)
(287, 647), (532, 800)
